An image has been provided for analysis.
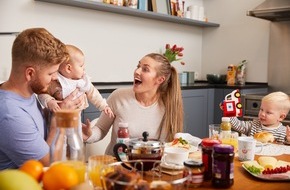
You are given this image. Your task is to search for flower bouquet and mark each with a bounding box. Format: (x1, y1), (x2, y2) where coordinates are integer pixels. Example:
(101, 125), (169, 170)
(163, 44), (185, 65)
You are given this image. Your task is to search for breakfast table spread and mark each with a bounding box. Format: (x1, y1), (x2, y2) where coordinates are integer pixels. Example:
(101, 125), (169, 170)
(191, 154), (290, 190)
(99, 144), (290, 190)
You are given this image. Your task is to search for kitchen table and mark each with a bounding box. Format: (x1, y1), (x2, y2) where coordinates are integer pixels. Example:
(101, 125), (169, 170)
(85, 153), (289, 190)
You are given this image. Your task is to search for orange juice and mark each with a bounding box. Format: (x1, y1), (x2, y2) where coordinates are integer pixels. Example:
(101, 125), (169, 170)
(61, 160), (86, 184)
(89, 165), (114, 187)
(88, 155), (115, 188)
(220, 131), (239, 152)
(221, 138), (238, 152)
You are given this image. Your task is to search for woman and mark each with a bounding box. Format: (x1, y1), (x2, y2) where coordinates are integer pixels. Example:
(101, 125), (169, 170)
(82, 53), (184, 155)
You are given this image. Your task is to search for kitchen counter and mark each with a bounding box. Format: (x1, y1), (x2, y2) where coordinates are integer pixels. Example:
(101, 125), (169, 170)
(92, 81), (268, 93)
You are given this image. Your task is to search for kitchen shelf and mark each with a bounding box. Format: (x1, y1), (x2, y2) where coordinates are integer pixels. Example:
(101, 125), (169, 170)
(35, 0), (220, 27)
(0, 32), (19, 35)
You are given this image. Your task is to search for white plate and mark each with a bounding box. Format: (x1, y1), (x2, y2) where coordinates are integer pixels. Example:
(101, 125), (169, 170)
(160, 162), (184, 170)
(242, 164), (290, 181)
(256, 142), (271, 147)
(164, 143), (198, 153)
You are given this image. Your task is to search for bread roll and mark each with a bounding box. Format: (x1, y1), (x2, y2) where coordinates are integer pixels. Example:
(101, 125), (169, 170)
(254, 132), (274, 143)
(150, 180), (172, 190)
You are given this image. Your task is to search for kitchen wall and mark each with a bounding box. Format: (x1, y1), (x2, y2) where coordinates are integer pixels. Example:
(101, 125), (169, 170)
(0, 0), (269, 83)
(203, 0), (270, 82)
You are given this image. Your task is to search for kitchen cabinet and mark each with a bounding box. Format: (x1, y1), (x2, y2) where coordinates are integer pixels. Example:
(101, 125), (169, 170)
(213, 87), (268, 124)
(82, 85), (267, 139)
(182, 89), (214, 139)
(82, 88), (213, 138)
(81, 92), (110, 122)
(35, 0), (220, 27)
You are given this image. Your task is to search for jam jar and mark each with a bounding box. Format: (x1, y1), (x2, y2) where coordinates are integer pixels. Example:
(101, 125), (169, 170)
(201, 138), (221, 181)
(117, 122), (129, 143)
(183, 160), (204, 188)
(212, 144), (234, 188)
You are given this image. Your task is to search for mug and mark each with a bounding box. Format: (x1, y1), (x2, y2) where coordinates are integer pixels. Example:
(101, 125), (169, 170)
(162, 147), (189, 166)
(238, 137), (262, 161)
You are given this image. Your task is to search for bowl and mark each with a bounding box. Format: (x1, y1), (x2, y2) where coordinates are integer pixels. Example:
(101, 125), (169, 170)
(206, 74), (227, 84)
(101, 160), (191, 190)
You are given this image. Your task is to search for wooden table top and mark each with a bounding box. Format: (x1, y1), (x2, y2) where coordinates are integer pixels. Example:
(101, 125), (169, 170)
(193, 154), (290, 190)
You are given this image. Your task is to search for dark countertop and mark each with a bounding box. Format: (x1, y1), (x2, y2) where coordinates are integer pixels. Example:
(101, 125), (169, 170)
(92, 81), (268, 93)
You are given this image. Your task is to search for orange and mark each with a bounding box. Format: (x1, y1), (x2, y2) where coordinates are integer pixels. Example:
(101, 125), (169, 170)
(42, 163), (79, 190)
(19, 159), (44, 182)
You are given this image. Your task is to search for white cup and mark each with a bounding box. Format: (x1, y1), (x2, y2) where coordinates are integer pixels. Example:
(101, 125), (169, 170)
(198, 6), (204, 21)
(191, 5), (199, 20)
(238, 137), (262, 161)
(162, 147), (189, 166)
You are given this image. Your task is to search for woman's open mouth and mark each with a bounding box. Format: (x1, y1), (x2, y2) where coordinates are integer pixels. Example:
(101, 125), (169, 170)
(134, 78), (142, 85)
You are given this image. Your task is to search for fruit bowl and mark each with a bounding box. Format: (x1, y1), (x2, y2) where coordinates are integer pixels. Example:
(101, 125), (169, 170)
(206, 74), (227, 84)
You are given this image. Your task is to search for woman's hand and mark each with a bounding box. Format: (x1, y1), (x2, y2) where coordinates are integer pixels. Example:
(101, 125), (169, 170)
(82, 118), (92, 141)
(59, 88), (85, 109)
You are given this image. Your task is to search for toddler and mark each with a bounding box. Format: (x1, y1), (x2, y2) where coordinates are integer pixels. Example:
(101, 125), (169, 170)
(229, 91), (290, 143)
(38, 44), (114, 139)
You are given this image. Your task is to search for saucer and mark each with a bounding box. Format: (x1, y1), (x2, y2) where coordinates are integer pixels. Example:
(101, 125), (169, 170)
(256, 142), (271, 147)
(160, 162), (184, 170)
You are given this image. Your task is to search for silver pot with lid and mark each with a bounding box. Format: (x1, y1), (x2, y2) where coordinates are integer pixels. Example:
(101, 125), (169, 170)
(113, 131), (163, 169)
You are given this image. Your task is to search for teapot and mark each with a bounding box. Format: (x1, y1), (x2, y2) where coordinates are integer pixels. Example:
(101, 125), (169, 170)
(113, 131), (163, 170)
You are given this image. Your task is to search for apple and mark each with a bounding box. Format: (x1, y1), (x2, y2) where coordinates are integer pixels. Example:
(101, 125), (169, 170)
(0, 169), (42, 190)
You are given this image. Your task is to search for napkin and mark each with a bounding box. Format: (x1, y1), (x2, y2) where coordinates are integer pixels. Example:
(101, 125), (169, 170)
(174, 133), (202, 147)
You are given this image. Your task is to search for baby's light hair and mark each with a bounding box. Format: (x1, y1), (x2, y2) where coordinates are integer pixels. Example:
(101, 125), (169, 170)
(262, 91), (290, 115)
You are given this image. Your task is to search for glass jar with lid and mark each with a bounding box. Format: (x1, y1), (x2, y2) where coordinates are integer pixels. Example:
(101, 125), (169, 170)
(117, 122), (129, 143)
(212, 144), (234, 188)
(220, 117), (232, 131)
(201, 138), (221, 181)
(183, 160), (205, 188)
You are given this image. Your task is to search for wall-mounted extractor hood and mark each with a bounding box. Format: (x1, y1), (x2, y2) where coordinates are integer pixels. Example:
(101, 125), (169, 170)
(247, 0), (290, 22)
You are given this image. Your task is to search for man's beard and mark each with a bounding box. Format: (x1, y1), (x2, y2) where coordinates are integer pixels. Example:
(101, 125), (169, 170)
(30, 77), (48, 94)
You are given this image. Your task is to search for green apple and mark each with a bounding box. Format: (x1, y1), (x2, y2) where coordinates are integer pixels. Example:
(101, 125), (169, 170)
(0, 169), (42, 190)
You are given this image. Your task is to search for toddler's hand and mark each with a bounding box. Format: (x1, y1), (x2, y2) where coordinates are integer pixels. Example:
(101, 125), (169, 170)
(286, 125), (290, 142)
(47, 99), (61, 113)
(103, 106), (114, 118)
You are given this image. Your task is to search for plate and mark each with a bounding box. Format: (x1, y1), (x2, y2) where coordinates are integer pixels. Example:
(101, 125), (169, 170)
(242, 164), (290, 181)
(164, 143), (198, 153)
(160, 162), (184, 170)
(256, 142), (271, 147)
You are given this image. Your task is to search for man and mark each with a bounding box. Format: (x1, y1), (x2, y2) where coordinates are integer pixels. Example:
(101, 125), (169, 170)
(0, 28), (84, 169)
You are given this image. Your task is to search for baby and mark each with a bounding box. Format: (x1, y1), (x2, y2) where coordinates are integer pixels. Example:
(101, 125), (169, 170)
(38, 44), (114, 138)
(229, 91), (290, 143)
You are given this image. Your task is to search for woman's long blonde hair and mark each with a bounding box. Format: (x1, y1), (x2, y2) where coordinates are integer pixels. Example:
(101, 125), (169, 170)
(146, 53), (184, 141)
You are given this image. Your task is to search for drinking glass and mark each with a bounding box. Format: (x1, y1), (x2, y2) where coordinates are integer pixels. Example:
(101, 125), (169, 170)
(220, 131), (239, 152)
(88, 155), (115, 189)
(209, 124), (221, 139)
